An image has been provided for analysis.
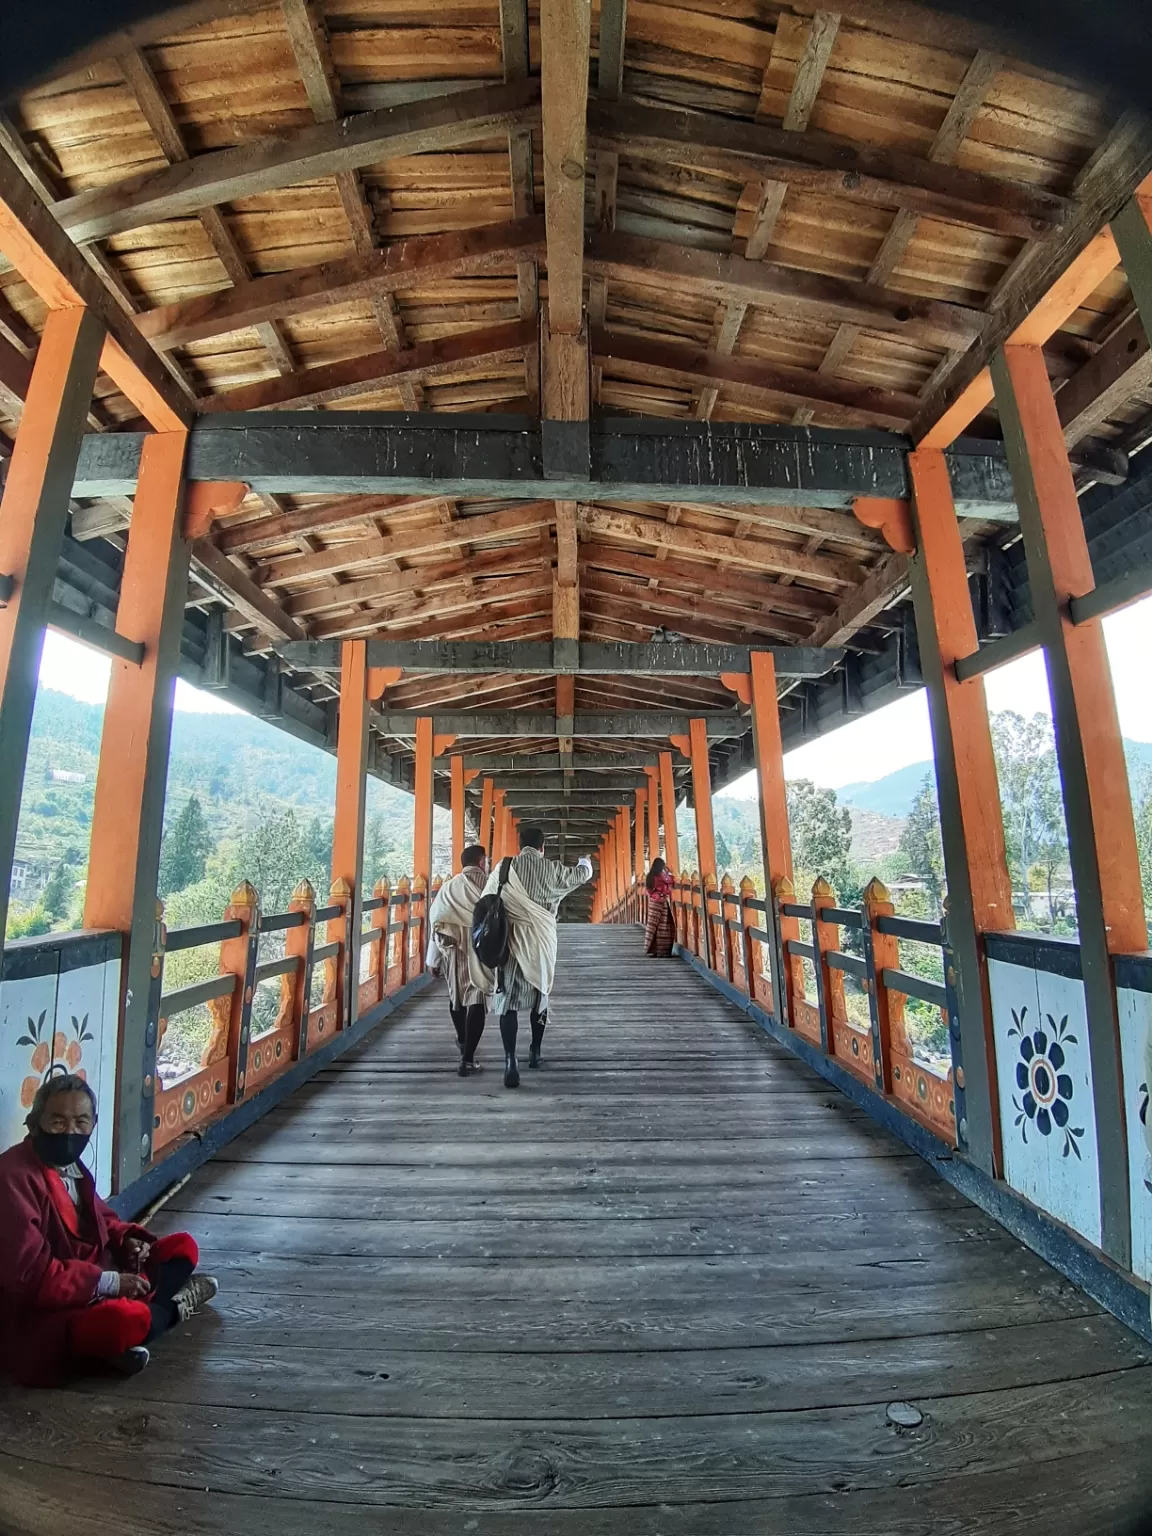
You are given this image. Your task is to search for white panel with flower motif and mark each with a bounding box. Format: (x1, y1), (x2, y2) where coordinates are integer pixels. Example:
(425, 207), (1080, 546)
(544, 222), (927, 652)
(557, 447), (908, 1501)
(1117, 984), (1152, 1283)
(0, 970), (62, 1158)
(55, 954), (121, 1196)
(989, 957), (1101, 1248)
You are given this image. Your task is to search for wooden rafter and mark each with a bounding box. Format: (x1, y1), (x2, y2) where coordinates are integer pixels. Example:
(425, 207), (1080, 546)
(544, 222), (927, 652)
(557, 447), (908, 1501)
(54, 82), (541, 244)
(540, 0), (592, 335)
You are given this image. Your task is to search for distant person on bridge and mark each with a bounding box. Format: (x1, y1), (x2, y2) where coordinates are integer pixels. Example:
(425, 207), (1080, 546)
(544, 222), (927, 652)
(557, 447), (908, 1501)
(644, 857), (677, 957)
(0, 1070), (218, 1386)
(481, 826), (592, 1088)
(427, 842), (494, 1076)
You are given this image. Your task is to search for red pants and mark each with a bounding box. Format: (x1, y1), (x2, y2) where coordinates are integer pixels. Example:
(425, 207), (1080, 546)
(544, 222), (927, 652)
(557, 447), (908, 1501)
(68, 1232), (199, 1359)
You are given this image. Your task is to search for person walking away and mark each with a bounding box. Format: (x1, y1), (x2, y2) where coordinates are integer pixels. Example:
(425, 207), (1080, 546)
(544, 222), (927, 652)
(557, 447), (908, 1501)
(0, 1069), (218, 1385)
(481, 825), (592, 1088)
(427, 843), (494, 1075)
(644, 857), (677, 957)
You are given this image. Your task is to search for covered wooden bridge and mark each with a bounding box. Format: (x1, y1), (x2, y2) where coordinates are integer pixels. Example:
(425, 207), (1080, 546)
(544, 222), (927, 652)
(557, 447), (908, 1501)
(2, 0), (1152, 1526)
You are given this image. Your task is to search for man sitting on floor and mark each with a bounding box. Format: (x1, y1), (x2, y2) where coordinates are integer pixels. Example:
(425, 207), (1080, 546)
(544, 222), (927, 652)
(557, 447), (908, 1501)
(0, 1069), (218, 1386)
(482, 825), (592, 1088)
(427, 842), (495, 1075)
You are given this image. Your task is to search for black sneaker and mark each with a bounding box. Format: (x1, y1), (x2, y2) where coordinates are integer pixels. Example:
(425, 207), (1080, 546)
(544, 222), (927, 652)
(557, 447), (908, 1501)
(110, 1345), (150, 1377)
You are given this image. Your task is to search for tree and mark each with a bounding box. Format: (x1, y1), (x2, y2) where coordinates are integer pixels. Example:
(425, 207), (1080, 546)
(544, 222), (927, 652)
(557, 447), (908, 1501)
(158, 794), (213, 898)
(41, 862), (72, 921)
(1134, 770), (1152, 919)
(989, 711), (1069, 926)
(786, 778), (854, 896)
(898, 776), (945, 911)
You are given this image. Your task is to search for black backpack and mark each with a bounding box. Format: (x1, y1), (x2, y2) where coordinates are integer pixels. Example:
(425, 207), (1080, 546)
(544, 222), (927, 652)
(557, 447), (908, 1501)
(471, 856), (513, 969)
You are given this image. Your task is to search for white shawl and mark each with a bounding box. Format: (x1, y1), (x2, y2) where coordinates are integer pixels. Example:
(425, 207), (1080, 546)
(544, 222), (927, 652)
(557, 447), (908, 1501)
(428, 870), (495, 996)
(482, 864), (559, 997)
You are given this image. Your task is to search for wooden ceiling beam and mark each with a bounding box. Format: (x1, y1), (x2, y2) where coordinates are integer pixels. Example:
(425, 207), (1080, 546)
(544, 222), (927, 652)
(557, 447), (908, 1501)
(198, 319), (536, 413)
(309, 573), (552, 640)
(914, 112), (1152, 445)
(262, 500), (556, 586)
(1056, 310), (1152, 446)
(593, 326), (919, 430)
(581, 562), (818, 634)
(579, 505), (863, 585)
(137, 218), (544, 352)
(589, 99), (1066, 241)
(585, 231), (982, 352)
(286, 540), (551, 618)
(54, 82), (540, 245)
(582, 576), (810, 643)
(540, 0), (592, 335)
(578, 542), (836, 616)
(217, 495), (444, 556)
(806, 551), (910, 646)
(191, 540), (304, 642)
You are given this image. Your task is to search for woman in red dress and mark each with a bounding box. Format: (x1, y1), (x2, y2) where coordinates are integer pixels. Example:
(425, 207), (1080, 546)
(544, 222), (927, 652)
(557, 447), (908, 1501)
(644, 857), (677, 957)
(0, 1069), (218, 1386)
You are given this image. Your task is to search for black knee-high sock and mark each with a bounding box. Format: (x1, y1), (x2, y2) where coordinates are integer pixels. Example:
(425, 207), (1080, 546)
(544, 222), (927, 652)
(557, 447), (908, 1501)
(449, 1006), (467, 1050)
(499, 1010), (519, 1054)
(530, 1011), (546, 1052)
(463, 1003), (486, 1062)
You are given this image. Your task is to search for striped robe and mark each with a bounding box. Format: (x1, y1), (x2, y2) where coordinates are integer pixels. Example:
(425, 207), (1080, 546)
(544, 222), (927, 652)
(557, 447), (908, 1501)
(490, 848), (591, 1014)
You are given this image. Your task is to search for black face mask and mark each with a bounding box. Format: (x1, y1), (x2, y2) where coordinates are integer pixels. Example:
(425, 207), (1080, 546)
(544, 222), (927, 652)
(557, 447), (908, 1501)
(32, 1130), (91, 1167)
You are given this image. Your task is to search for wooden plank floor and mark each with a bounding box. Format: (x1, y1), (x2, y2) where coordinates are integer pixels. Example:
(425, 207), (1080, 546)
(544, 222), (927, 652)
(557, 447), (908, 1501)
(4, 925), (1152, 1534)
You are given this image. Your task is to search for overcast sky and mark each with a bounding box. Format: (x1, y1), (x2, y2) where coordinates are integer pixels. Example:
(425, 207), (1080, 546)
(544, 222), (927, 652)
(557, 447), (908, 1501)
(36, 593), (1152, 795)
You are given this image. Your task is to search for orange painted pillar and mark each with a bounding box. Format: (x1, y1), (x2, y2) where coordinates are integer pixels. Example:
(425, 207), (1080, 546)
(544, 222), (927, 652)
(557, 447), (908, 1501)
(83, 431), (190, 1189)
(646, 766), (660, 869)
(450, 754), (465, 873)
(688, 719), (717, 884)
(993, 343), (1147, 1264)
(413, 717), (434, 886)
(0, 304), (104, 942)
(329, 639), (370, 1034)
(659, 749), (680, 871)
(907, 451), (1015, 1178)
(616, 805), (630, 900)
(603, 827), (615, 911)
(749, 650), (797, 1021)
(479, 777), (495, 857)
(492, 788), (507, 862)
(634, 785), (647, 884)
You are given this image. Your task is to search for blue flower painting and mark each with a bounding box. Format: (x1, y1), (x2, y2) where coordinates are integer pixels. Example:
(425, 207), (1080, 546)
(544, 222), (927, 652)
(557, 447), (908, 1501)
(1007, 1007), (1085, 1159)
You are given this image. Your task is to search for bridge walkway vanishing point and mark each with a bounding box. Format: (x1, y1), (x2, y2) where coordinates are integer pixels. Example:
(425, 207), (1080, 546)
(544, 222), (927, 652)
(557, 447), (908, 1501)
(2, 925), (1152, 1534)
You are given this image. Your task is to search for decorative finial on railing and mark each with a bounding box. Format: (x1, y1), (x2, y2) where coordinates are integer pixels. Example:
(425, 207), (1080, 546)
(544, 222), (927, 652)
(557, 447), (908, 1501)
(230, 880), (259, 909)
(329, 876), (352, 901)
(739, 875), (756, 897)
(291, 877), (316, 906)
(774, 874), (795, 900)
(862, 876), (892, 906)
(811, 875), (835, 903)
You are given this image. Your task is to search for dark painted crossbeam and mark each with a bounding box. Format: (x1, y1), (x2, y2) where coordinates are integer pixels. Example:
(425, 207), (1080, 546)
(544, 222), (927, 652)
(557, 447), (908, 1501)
(481, 774), (651, 791)
(71, 414), (1017, 514)
(377, 711), (744, 737)
(283, 638), (842, 677)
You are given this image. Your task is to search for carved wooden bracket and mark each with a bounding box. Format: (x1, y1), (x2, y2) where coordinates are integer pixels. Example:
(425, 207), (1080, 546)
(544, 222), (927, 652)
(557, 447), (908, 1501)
(183, 480), (248, 540)
(366, 665), (402, 701)
(719, 670), (752, 706)
(852, 496), (915, 554)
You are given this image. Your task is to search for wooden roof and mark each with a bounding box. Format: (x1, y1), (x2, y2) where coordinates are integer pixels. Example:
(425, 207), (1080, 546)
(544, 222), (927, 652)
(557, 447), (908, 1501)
(2, 0), (1150, 803)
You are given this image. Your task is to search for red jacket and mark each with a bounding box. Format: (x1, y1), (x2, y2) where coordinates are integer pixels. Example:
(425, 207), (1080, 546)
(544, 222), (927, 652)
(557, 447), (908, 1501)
(0, 1137), (151, 1386)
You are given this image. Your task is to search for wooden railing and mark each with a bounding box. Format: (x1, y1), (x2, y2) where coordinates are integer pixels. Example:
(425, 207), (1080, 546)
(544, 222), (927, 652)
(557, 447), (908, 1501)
(601, 870), (958, 1145)
(152, 871), (432, 1153)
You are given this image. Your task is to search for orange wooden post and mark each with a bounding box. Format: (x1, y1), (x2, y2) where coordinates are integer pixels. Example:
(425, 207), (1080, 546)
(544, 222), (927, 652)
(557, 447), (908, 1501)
(993, 341), (1147, 1265)
(450, 754), (466, 873)
(810, 877), (845, 1059)
(330, 639), (369, 1033)
(285, 878), (316, 1060)
(646, 765), (660, 863)
(658, 750), (680, 871)
(479, 776), (495, 857)
(84, 433), (193, 1191)
(413, 716), (434, 890)
(214, 881), (260, 1105)
(773, 875), (803, 1030)
(748, 650), (795, 1019)
(371, 878), (396, 1007)
(906, 451), (1015, 1178)
(0, 305), (105, 943)
(394, 875), (410, 987)
(862, 877), (902, 1095)
(720, 873), (736, 984)
(617, 805), (630, 907)
(322, 877), (352, 1031)
(739, 875), (760, 1000)
(688, 719), (717, 968)
(634, 785), (647, 886)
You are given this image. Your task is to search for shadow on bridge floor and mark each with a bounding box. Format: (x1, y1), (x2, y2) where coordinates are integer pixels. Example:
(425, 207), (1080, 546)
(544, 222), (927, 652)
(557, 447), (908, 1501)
(3, 925), (1152, 1533)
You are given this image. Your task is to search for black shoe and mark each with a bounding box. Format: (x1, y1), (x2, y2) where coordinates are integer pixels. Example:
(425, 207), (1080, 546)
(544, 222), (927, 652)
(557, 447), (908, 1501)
(109, 1345), (150, 1377)
(528, 1043), (541, 1068)
(504, 1052), (520, 1088)
(458, 1057), (470, 1077)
